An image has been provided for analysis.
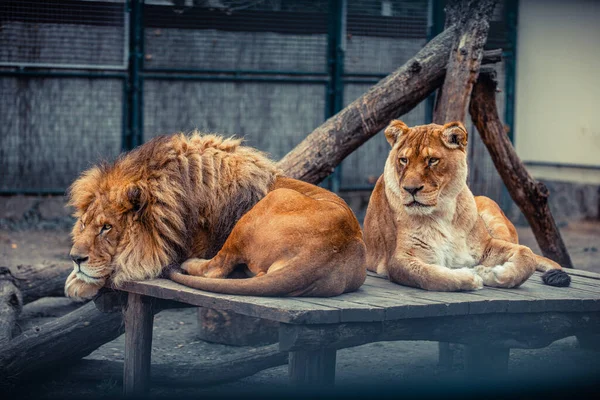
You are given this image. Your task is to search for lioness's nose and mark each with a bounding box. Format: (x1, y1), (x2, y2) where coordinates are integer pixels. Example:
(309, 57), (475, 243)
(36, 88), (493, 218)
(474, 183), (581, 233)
(403, 185), (424, 196)
(70, 252), (89, 265)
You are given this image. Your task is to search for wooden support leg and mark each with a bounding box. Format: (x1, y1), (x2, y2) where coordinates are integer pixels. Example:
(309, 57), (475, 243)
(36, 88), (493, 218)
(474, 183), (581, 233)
(464, 345), (509, 378)
(438, 342), (455, 369)
(288, 349), (336, 387)
(123, 293), (154, 396)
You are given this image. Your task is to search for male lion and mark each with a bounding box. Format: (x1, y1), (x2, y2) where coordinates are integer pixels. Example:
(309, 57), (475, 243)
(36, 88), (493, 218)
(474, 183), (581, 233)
(66, 133), (366, 300)
(363, 120), (570, 292)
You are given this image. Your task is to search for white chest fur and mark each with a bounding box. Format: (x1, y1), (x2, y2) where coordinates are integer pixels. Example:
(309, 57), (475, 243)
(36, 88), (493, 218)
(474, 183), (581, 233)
(408, 218), (478, 269)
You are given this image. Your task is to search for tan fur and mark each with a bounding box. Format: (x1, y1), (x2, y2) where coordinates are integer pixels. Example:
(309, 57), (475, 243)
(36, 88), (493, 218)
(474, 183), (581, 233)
(363, 121), (564, 291)
(65, 132), (366, 300)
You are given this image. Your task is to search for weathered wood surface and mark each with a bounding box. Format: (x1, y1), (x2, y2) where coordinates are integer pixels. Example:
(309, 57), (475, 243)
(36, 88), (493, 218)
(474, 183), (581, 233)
(276, 28), (500, 185)
(433, 0), (497, 124)
(469, 71), (574, 269)
(7, 263), (72, 304)
(67, 344), (287, 387)
(278, 311), (600, 352)
(121, 270), (600, 325)
(0, 301), (124, 383)
(123, 293), (154, 396)
(288, 349), (336, 387)
(0, 267), (22, 345)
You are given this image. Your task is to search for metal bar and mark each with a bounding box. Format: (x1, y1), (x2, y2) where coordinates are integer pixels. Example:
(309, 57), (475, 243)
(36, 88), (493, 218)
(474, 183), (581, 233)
(325, 0), (346, 194)
(500, 0), (519, 212)
(425, 0), (444, 123)
(141, 73), (329, 84)
(0, 70), (127, 79)
(504, 0), (518, 143)
(338, 185), (375, 192)
(0, 189), (67, 195)
(523, 161), (600, 171)
(126, 0), (144, 149)
(0, 62), (127, 71)
(143, 68), (328, 76)
(342, 79), (381, 85)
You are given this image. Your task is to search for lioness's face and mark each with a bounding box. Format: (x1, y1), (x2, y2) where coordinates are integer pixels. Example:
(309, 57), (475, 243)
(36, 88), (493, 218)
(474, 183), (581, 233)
(66, 205), (122, 301)
(383, 120), (468, 214)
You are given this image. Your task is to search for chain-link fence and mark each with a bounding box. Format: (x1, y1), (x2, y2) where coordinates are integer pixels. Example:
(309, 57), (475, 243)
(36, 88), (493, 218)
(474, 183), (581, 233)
(0, 0), (515, 197)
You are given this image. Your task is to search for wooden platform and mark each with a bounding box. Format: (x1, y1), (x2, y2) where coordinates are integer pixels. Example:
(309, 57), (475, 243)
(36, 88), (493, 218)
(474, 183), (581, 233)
(117, 270), (600, 395)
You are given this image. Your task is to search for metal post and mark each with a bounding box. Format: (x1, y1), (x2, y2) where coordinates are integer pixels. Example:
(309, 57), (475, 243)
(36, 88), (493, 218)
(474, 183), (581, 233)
(325, 0), (346, 193)
(425, 0), (444, 123)
(125, 0), (144, 150)
(500, 0), (519, 212)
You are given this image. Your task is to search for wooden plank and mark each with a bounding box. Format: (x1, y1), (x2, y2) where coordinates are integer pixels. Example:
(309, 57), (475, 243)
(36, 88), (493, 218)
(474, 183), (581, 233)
(121, 279), (341, 324)
(123, 293), (154, 397)
(566, 269), (600, 280)
(279, 311), (600, 352)
(288, 349), (336, 387)
(291, 297), (385, 323)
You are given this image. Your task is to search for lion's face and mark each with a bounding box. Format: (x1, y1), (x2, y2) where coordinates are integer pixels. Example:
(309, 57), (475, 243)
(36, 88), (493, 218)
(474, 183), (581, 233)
(65, 204), (125, 301)
(383, 120), (468, 215)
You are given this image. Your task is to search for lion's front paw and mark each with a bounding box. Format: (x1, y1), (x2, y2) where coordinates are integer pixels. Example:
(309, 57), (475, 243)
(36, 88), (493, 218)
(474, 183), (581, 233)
(455, 267), (484, 291)
(64, 270), (103, 302)
(181, 258), (212, 276)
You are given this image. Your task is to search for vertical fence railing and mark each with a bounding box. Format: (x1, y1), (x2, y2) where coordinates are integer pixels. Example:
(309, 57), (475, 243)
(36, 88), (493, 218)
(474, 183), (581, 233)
(325, 0), (347, 193)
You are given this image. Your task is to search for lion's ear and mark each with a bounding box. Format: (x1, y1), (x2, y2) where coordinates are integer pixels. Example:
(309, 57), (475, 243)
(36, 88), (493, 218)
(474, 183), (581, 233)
(116, 183), (150, 217)
(384, 120), (409, 146)
(441, 121), (468, 149)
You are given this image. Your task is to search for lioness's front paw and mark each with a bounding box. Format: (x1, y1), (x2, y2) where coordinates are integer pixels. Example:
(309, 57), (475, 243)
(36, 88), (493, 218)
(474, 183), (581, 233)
(181, 258), (211, 276)
(455, 267), (484, 290)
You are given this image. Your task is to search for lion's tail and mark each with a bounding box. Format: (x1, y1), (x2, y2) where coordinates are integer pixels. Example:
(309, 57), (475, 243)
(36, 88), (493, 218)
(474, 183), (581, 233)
(169, 266), (319, 297)
(534, 254), (571, 287)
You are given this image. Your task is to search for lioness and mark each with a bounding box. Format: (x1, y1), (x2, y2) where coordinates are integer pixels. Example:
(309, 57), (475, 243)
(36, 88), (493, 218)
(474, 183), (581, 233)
(66, 133), (366, 300)
(363, 120), (570, 291)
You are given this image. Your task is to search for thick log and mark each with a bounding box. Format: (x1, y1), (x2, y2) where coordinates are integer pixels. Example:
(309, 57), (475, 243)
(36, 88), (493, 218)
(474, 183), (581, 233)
(7, 262), (71, 304)
(67, 344), (287, 387)
(0, 267), (22, 345)
(433, 0), (497, 123)
(277, 26), (458, 184)
(469, 71), (574, 268)
(0, 301), (124, 383)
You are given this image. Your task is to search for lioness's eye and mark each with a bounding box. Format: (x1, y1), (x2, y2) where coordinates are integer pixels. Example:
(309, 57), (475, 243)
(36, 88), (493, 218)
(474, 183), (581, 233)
(101, 224), (112, 233)
(399, 157), (408, 165)
(428, 158), (439, 166)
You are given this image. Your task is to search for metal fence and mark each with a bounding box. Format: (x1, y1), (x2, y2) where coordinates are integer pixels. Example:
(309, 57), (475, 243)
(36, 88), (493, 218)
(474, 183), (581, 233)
(0, 0), (515, 197)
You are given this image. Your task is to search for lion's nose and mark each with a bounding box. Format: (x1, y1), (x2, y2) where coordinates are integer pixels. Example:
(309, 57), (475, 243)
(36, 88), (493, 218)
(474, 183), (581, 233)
(70, 252), (89, 265)
(403, 185), (424, 196)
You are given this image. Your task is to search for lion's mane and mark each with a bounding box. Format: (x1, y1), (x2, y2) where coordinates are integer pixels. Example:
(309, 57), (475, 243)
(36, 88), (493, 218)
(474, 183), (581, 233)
(68, 132), (281, 287)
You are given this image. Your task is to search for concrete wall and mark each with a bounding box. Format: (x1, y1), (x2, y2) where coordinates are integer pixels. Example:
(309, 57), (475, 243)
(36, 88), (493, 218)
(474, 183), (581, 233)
(515, 0), (600, 176)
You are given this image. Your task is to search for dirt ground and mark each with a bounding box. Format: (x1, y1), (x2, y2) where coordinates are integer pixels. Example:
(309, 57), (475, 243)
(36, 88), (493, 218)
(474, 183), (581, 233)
(1, 221), (599, 399)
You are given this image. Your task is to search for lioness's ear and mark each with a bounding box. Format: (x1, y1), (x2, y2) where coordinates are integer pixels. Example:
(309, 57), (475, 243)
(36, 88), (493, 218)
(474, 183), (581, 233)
(385, 120), (409, 146)
(441, 121), (468, 149)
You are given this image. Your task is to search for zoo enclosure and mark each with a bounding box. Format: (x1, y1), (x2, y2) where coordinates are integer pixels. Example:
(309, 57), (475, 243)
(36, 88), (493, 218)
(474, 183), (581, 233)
(0, 0), (515, 198)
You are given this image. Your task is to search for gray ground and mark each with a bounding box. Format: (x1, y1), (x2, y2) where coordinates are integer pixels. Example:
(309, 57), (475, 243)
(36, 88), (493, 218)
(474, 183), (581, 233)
(2, 221), (600, 398)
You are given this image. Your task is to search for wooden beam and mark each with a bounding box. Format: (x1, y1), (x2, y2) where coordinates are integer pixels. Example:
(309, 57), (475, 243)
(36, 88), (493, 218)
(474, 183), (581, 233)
(123, 293), (154, 396)
(277, 25), (458, 184)
(433, 0), (497, 123)
(469, 71), (574, 268)
(65, 344), (287, 387)
(279, 312), (600, 352)
(288, 349), (337, 387)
